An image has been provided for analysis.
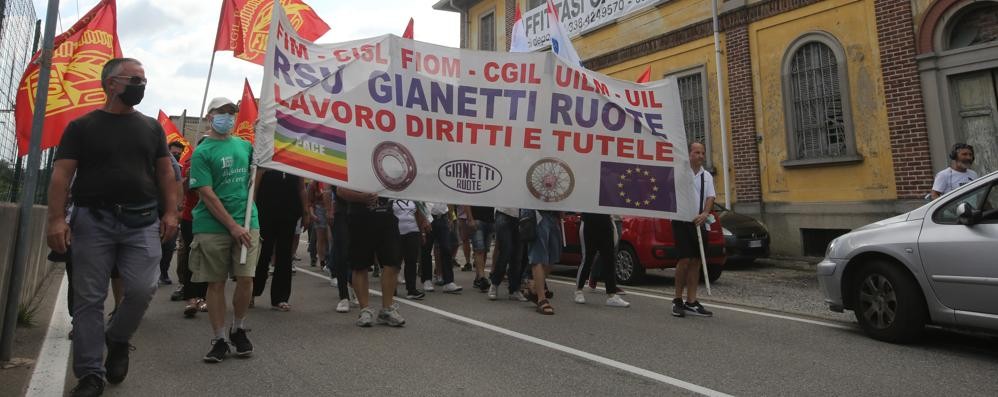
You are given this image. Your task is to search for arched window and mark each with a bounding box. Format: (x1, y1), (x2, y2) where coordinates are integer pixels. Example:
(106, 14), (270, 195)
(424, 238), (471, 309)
(945, 3), (998, 50)
(782, 33), (858, 166)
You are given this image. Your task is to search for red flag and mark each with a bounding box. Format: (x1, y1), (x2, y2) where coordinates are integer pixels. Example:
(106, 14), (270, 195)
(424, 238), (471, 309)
(15, 0), (122, 155)
(403, 18), (414, 39)
(215, 0), (330, 65)
(158, 110), (192, 165)
(636, 66), (652, 83)
(234, 79), (258, 143)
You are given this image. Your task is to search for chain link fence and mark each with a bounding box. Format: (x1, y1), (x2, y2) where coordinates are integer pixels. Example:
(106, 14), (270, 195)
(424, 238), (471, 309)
(0, 0), (43, 204)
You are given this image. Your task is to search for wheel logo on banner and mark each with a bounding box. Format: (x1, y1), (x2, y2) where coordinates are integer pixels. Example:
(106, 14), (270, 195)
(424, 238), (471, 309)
(372, 141), (417, 191)
(526, 157), (574, 202)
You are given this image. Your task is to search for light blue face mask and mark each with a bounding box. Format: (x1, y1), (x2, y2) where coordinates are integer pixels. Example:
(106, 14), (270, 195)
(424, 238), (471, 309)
(212, 114), (235, 134)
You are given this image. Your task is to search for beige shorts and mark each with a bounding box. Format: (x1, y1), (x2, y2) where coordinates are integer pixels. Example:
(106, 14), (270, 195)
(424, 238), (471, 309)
(190, 230), (261, 282)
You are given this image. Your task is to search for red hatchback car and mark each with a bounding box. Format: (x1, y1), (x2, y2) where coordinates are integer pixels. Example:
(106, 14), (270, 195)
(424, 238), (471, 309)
(560, 214), (726, 285)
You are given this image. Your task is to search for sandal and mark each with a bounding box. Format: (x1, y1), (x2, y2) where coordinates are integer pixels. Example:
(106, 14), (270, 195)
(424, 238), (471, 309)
(536, 299), (554, 315)
(523, 289), (538, 304)
(183, 304), (197, 318)
(273, 302), (291, 312)
(197, 299), (208, 312)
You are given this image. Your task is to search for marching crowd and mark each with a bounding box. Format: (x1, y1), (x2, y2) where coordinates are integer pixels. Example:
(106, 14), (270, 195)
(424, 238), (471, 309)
(46, 58), (718, 397)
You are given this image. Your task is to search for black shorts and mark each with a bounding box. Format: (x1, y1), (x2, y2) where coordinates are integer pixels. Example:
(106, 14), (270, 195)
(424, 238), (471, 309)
(671, 220), (707, 259)
(347, 211), (402, 270)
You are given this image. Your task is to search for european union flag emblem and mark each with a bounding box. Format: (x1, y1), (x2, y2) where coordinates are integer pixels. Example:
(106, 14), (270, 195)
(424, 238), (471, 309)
(551, 38), (560, 54)
(598, 161), (676, 212)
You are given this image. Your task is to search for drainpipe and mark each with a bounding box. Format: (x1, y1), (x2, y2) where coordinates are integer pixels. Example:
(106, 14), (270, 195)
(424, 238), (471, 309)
(450, 0), (468, 48)
(711, 0), (732, 208)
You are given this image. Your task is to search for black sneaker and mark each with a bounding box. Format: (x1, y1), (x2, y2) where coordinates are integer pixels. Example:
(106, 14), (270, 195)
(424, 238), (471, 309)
(406, 290), (426, 300)
(170, 286), (184, 301)
(229, 328), (253, 357)
(104, 336), (132, 384)
(70, 374), (105, 397)
(684, 301), (713, 317)
(671, 298), (686, 318)
(203, 338), (229, 363)
(477, 277), (491, 292)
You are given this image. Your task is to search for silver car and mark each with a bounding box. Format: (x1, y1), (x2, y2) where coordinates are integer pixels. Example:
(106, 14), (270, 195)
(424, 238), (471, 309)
(818, 170), (998, 343)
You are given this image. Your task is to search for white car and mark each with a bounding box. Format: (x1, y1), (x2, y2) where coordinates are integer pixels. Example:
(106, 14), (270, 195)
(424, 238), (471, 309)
(817, 170), (998, 343)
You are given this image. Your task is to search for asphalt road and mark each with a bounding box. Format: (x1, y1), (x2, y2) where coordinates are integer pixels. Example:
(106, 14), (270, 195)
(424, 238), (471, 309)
(54, 255), (998, 396)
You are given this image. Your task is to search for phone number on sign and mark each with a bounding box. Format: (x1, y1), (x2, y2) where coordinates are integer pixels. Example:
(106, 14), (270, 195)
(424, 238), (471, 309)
(568, 0), (626, 32)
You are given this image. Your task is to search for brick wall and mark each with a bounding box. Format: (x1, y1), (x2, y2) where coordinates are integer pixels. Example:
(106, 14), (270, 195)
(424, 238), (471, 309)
(874, 0), (933, 199)
(726, 25), (761, 203)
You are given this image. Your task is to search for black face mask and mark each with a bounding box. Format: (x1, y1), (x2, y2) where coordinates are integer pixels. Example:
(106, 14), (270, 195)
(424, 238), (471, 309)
(119, 84), (145, 106)
(172, 153), (181, 160)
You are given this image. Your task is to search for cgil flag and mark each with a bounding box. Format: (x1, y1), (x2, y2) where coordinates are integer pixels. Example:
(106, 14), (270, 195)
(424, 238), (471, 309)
(234, 78), (258, 143)
(15, 0), (122, 155)
(214, 0), (330, 65)
(403, 17), (414, 39)
(598, 161), (677, 212)
(509, 2), (528, 53)
(545, 0), (581, 66)
(158, 110), (192, 164)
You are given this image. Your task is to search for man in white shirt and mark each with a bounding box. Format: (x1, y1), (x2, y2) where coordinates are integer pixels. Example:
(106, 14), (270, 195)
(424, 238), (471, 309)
(931, 143), (977, 200)
(671, 142), (715, 318)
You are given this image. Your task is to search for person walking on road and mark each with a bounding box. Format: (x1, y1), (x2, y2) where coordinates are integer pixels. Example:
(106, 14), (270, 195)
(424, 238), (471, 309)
(188, 97), (261, 362)
(672, 142), (715, 318)
(421, 203), (462, 293)
(47, 58), (179, 397)
(337, 188), (406, 327)
(574, 213), (629, 308)
(524, 209), (562, 315)
(252, 169), (310, 311)
(488, 207), (527, 301)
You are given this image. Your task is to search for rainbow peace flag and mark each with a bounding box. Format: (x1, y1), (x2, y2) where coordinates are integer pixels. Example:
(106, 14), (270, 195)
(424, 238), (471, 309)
(272, 110), (348, 181)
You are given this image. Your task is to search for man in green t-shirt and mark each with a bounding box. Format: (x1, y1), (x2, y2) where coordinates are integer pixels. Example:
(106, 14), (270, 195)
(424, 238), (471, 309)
(189, 97), (261, 363)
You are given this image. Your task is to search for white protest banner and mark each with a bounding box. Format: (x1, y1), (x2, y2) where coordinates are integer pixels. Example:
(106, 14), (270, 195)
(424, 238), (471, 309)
(255, 5), (695, 220)
(522, 0), (667, 52)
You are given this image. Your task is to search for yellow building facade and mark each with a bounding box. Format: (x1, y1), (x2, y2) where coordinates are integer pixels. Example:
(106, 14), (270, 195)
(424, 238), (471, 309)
(435, 0), (998, 256)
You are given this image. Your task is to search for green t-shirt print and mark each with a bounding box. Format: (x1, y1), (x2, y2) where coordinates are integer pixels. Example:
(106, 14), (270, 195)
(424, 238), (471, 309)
(190, 136), (259, 234)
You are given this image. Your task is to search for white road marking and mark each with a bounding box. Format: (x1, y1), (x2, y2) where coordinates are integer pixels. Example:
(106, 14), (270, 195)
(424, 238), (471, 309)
(26, 274), (72, 397)
(298, 268), (733, 397)
(544, 278), (854, 330)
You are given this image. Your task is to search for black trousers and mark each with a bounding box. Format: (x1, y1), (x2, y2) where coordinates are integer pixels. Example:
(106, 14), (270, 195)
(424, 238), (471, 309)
(253, 214), (297, 305)
(575, 216), (617, 292)
(330, 214), (351, 300)
(421, 216), (455, 284)
(401, 232), (421, 293)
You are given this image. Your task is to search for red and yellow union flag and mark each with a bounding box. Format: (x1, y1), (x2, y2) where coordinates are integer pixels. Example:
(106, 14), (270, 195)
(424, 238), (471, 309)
(234, 78), (258, 143)
(15, 0), (121, 155)
(157, 110), (192, 165)
(214, 0), (330, 65)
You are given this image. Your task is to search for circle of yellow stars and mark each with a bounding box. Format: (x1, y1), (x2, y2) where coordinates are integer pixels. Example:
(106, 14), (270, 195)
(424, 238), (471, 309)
(617, 166), (658, 208)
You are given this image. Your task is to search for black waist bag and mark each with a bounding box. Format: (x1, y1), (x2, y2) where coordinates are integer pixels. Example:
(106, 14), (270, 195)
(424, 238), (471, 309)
(114, 200), (159, 228)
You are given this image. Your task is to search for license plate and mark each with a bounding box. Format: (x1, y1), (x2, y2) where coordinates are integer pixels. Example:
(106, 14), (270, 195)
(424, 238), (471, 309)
(748, 240), (763, 248)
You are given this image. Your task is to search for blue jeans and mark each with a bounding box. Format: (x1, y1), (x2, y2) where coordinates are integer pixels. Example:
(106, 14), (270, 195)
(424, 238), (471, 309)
(71, 207), (161, 379)
(472, 220), (494, 252)
(490, 212), (522, 292)
(527, 210), (562, 265)
(421, 216), (455, 284)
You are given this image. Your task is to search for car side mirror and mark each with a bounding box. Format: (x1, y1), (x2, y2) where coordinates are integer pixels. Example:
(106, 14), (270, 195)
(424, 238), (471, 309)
(956, 202), (981, 225)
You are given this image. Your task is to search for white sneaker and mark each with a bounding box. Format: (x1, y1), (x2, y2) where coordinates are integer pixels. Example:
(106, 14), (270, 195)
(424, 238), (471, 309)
(510, 291), (529, 302)
(330, 277), (338, 288)
(487, 285), (498, 300)
(336, 299), (350, 313)
(423, 280), (435, 292)
(398, 274), (405, 284)
(377, 306), (406, 327)
(356, 307), (374, 327)
(574, 290), (586, 304)
(442, 282), (463, 293)
(606, 295), (630, 308)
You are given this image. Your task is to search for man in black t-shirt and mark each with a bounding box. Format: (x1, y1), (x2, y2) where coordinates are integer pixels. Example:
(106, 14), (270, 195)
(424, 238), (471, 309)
(46, 58), (178, 397)
(336, 188), (405, 327)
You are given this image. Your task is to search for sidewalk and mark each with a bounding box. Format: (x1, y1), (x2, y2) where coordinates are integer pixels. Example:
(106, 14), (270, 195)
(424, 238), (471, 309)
(0, 264), (65, 397)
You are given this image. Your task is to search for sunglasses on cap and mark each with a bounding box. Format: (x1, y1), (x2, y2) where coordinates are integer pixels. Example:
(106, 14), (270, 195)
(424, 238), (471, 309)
(110, 75), (147, 85)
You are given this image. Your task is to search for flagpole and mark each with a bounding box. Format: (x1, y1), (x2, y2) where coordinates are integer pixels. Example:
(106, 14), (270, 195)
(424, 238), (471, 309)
(1, 0), (60, 364)
(711, 0), (731, 208)
(195, 50), (218, 133)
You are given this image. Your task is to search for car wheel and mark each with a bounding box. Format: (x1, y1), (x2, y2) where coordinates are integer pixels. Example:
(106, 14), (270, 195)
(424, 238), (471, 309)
(615, 245), (644, 285)
(853, 260), (926, 343)
(707, 264), (723, 283)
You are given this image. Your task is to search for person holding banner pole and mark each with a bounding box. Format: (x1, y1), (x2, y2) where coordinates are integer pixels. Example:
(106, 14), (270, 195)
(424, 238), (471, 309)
(671, 142), (715, 318)
(525, 210), (563, 315)
(188, 97), (262, 362)
(336, 188), (407, 327)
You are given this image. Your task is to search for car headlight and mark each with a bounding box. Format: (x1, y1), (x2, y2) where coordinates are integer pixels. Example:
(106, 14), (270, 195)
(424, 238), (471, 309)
(722, 227), (733, 236)
(825, 237), (838, 258)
